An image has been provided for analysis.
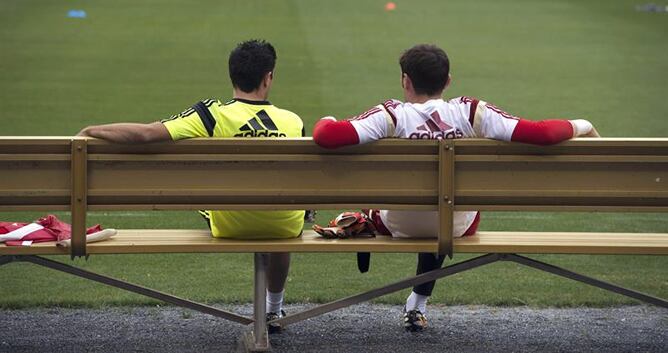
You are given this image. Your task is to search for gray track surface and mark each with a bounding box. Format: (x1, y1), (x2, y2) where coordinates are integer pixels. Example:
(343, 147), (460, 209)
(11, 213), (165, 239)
(1, 304), (666, 353)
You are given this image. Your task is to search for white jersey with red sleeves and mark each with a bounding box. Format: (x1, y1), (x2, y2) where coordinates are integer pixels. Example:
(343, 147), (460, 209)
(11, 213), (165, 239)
(349, 97), (520, 143)
(348, 97), (520, 238)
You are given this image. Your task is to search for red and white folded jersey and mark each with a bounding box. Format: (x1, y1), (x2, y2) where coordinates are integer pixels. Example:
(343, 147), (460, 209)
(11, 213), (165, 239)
(349, 97), (520, 143)
(0, 214), (103, 246)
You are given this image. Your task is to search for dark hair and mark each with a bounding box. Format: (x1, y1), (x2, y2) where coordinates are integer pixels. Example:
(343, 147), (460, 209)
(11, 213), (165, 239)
(228, 39), (277, 92)
(399, 44), (450, 96)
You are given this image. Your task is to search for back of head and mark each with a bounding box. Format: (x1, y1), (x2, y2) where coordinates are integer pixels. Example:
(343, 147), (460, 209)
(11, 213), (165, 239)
(228, 39), (277, 93)
(399, 44), (450, 96)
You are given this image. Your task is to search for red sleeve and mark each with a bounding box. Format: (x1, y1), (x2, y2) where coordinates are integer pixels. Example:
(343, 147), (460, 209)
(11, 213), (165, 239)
(312, 119), (360, 149)
(510, 119), (574, 145)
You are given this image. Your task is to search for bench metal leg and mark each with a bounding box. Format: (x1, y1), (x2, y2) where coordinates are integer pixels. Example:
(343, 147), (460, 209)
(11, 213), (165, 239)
(4, 251), (665, 341)
(275, 252), (668, 328)
(275, 253), (501, 327)
(502, 253), (668, 308)
(11, 255), (253, 324)
(241, 253), (270, 352)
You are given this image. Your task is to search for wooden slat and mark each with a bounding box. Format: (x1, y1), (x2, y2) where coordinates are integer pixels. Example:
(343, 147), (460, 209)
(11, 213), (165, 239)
(0, 205), (70, 211)
(454, 231), (668, 255)
(86, 204), (438, 211)
(86, 137), (440, 155)
(0, 154), (70, 161)
(455, 205), (668, 212)
(1, 230), (666, 256)
(0, 189), (71, 196)
(89, 154), (437, 163)
(453, 138), (668, 156)
(0, 137), (72, 154)
(87, 189), (438, 197)
(0, 230), (437, 255)
(2, 137), (667, 155)
(456, 155), (668, 163)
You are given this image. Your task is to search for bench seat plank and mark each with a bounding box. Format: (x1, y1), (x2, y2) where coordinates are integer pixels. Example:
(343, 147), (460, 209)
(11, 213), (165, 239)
(455, 231), (668, 255)
(1, 230), (667, 256)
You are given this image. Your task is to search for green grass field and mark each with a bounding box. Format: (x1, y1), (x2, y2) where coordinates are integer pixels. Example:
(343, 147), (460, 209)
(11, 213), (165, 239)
(1, 0), (666, 308)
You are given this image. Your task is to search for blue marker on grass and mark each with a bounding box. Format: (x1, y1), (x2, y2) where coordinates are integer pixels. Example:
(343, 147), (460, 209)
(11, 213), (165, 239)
(67, 10), (87, 18)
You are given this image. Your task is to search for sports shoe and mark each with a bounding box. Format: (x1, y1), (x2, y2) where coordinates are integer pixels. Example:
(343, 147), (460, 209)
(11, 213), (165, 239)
(266, 310), (286, 334)
(403, 309), (427, 332)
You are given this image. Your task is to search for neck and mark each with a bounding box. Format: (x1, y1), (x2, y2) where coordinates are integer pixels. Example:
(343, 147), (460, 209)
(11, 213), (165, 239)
(233, 88), (268, 102)
(406, 94), (442, 104)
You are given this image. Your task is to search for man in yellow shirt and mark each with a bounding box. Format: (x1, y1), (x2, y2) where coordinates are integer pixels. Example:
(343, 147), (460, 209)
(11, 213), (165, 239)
(78, 39), (303, 333)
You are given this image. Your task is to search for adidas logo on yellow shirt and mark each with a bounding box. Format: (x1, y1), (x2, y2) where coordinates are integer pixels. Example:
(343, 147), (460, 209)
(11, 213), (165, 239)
(234, 110), (287, 137)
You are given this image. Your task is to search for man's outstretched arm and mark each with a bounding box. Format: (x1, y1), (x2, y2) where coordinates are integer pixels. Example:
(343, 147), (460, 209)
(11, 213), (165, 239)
(77, 122), (172, 144)
(313, 98), (601, 149)
(312, 117), (360, 148)
(509, 118), (599, 145)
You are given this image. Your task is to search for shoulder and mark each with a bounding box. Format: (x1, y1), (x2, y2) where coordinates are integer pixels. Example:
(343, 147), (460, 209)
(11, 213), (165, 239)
(381, 99), (403, 110)
(205, 99), (226, 113)
(446, 96), (482, 105)
(270, 106), (303, 123)
(191, 98), (223, 111)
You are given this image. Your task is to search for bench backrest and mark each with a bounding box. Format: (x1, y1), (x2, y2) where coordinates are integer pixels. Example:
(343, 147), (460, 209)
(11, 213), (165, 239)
(1, 137), (666, 257)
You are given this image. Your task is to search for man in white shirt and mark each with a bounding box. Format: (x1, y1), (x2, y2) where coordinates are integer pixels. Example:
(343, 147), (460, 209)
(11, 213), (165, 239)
(312, 44), (598, 331)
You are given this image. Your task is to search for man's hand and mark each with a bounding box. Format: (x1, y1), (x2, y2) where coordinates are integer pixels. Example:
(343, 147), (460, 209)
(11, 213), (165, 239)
(570, 119), (600, 138)
(77, 126), (92, 137)
(582, 126), (601, 137)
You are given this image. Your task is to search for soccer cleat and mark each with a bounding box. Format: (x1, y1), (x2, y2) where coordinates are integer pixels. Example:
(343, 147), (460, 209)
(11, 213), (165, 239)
(266, 310), (286, 334)
(403, 309), (428, 332)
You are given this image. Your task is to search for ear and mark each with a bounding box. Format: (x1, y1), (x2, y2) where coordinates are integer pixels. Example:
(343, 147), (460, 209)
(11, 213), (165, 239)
(263, 71), (273, 87)
(445, 74), (452, 89)
(401, 73), (411, 91)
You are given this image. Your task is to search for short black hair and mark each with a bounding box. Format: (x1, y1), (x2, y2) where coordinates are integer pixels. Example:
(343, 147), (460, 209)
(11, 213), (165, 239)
(228, 39), (277, 93)
(399, 44), (450, 96)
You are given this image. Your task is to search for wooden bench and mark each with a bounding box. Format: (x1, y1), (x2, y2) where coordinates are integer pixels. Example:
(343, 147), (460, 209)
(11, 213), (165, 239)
(1, 137), (667, 351)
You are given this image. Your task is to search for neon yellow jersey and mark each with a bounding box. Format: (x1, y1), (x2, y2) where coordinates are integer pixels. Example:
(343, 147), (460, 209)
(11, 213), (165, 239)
(162, 98), (305, 239)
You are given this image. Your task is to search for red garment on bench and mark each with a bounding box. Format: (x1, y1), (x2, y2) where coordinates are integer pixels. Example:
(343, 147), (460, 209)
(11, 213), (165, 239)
(0, 214), (102, 246)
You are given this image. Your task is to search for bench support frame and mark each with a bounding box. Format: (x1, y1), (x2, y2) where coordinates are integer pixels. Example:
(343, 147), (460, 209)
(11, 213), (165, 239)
(0, 254), (253, 325)
(273, 253), (667, 327)
(2, 252), (664, 324)
(2, 251), (666, 352)
(502, 253), (668, 308)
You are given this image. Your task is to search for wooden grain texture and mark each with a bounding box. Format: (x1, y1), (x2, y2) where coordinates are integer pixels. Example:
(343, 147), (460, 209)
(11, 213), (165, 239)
(2, 230), (666, 256)
(0, 137), (666, 258)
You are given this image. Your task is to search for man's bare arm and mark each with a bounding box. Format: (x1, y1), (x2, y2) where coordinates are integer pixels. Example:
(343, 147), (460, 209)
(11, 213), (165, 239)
(77, 122), (172, 144)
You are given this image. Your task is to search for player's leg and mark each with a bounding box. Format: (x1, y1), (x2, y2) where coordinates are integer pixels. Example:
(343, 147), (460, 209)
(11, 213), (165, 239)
(266, 252), (291, 333)
(403, 253), (445, 331)
(404, 212), (481, 331)
(202, 210), (289, 332)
